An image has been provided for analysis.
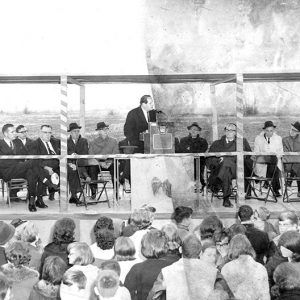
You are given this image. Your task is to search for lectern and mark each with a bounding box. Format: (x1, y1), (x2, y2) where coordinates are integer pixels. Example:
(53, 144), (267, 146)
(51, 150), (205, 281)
(141, 122), (175, 154)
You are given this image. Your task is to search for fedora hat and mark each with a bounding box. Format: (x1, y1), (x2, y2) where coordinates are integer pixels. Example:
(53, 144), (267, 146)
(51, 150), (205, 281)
(68, 122), (81, 132)
(263, 121), (276, 129)
(187, 122), (201, 131)
(96, 122), (109, 131)
(0, 221), (15, 245)
(291, 121), (300, 132)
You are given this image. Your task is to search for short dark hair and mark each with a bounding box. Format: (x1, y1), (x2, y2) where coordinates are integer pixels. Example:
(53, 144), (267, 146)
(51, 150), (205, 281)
(94, 216), (114, 235)
(42, 256), (67, 285)
(16, 125), (25, 133)
(182, 234), (202, 258)
(95, 229), (115, 250)
(2, 124), (14, 134)
(141, 229), (168, 258)
(99, 260), (121, 276)
(140, 95), (151, 105)
(200, 215), (223, 241)
(41, 124), (52, 130)
(238, 205), (254, 222)
(62, 269), (87, 289)
(172, 206), (193, 224)
(278, 231), (300, 262)
(52, 218), (76, 245)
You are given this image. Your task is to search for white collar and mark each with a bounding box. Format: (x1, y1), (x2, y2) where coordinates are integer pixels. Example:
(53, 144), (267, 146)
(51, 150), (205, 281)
(4, 138), (12, 146)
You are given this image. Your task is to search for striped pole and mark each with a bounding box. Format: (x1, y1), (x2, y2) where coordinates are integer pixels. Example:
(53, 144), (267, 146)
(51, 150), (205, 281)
(210, 85), (218, 141)
(60, 75), (68, 212)
(236, 73), (245, 205)
(80, 85), (86, 136)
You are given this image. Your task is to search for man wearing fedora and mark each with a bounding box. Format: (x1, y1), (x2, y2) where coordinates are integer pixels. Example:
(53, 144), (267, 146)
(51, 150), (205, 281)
(178, 122), (208, 191)
(254, 121), (283, 197)
(282, 121), (300, 197)
(67, 122), (90, 205)
(89, 122), (119, 199)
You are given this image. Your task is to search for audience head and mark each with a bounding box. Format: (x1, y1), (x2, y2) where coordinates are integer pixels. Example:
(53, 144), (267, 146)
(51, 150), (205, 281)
(278, 211), (299, 234)
(13, 220), (40, 245)
(94, 216), (114, 233)
(141, 229), (168, 259)
(68, 242), (95, 266)
(16, 125), (28, 140)
(114, 237), (136, 261)
(60, 269), (87, 299)
(263, 120), (276, 138)
(139, 95), (154, 112)
(200, 240), (218, 265)
(0, 272), (11, 300)
(5, 241), (31, 267)
(94, 228), (115, 250)
(130, 208), (153, 230)
(254, 207), (271, 221)
(99, 260), (121, 277)
(161, 223), (181, 252)
(40, 125), (53, 142)
(182, 234), (202, 258)
(278, 231), (300, 262)
(274, 262), (300, 293)
(227, 234), (256, 261)
(42, 256), (67, 285)
(0, 222), (15, 246)
(216, 229), (231, 258)
(52, 218), (76, 245)
(199, 215), (223, 242)
(187, 122), (201, 138)
(290, 122), (300, 138)
(229, 224), (246, 237)
(1, 124), (15, 140)
(68, 122), (81, 140)
(238, 205), (254, 222)
(94, 269), (120, 299)
(172, 206), (193, 227)
(224, 123), (236, 141)
(95, 122), (110, 139)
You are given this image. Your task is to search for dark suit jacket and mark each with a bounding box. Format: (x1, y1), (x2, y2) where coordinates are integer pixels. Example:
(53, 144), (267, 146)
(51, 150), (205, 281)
(14, 137), (33, 154)
(124, 106), (157, 151)
(67, 135), (88, 155)
(30, 137), (60, 170)
(0, 139), (27, 169)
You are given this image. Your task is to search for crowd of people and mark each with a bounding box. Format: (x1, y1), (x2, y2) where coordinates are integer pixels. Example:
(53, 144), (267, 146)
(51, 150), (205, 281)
(1, 95), (300, 212)
(0, 204), (299, 299)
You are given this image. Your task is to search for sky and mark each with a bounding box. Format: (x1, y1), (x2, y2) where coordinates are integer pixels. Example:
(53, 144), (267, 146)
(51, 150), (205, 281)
(0, 0), (152, 112)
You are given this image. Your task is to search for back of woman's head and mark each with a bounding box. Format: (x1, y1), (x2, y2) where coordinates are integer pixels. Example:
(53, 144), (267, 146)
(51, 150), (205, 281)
(0, 272), (10, 300)
(278, 231), (300, 262)
(5, 241), (31, 267)
(227, 234), (256, 261)
(141, 229), (168, 259)
(161, 223), (180, 251)
(182, 234), (202, 258)
(171, 206), (193, 224)
(93, 216), (114, 235)
(114, 237), (136, 261)
(42, 256), (67, 285)
(200, 216), (223, 241)
(94, 229), (115, 250)
(62, 269), (87, 290)
(99, 260), (121, 277)
(130, 208), (152, 230)
(274, 262), (300, 291)
(14, 221), (39, 244)
(53, 218), (76, 245)
(67, 242), (95, 266)
(229, 223), (246, 238)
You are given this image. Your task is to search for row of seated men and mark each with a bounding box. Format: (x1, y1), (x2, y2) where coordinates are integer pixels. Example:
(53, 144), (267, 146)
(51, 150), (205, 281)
(1, 118), (300, 211)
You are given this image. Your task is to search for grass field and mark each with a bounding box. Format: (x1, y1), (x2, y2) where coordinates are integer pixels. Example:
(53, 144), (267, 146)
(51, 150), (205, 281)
(0, 111), (298, 148)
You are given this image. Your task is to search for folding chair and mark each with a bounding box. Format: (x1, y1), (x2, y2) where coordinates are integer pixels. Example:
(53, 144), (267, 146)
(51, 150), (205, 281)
(6, 179), (28, 207)
(245, 156), (278, 203)
(282, 162), (300, 203)
(76, 158), (110, 209)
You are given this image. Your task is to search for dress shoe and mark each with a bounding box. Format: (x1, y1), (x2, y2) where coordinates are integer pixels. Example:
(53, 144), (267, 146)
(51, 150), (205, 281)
(274, 191), (281, 198)
(48, 193), (55, 201)
(28, 196), (37, 212)
(223, 198), (233, 208)
(69, 196), (80, 204)
(36, 197), (48, 208)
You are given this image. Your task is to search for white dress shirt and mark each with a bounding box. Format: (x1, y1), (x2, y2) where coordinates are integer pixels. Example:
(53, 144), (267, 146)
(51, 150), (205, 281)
(42, 140), (56, 154)
(141, 107), (149, 123)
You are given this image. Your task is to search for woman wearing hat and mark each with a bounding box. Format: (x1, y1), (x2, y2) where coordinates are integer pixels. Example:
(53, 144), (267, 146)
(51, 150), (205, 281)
(254, 121), (283, 197)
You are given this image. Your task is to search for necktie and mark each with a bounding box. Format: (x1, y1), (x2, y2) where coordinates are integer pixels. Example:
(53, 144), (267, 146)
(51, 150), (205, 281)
(46, 142), (56, 155)
(10, 141), (14, 150)
(267, 138), (270, 144)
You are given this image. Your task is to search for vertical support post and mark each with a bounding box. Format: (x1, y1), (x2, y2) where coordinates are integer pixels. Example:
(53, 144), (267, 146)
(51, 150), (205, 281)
(210, 85), (218, 141)
(80, 85), (86, 136)
(60, 75), (68, 212)
(236, 73), (245, 205)
(195, 156), (200, 210)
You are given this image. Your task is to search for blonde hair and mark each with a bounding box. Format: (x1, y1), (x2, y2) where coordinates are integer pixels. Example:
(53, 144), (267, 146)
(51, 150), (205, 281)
(161, 223), (180, 251)
(257, 207), (271, 221)
(15, 221), (39, 244)
(114, 237), (136, 261)
(67, 242), (94, 266)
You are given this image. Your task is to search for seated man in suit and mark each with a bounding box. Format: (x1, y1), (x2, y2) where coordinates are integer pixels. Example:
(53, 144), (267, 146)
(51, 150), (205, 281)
(30, 125), (60, 208)
(124, 95), (157, 153)
(177, 122), (208, 192)
(282, 121), (300, 197)
(89, 122), (119, 199)
(67, 122), (90, 205)
(206, 123), (253, 208)
(0, 124), (56, 212)
(15, 125), (33, 153)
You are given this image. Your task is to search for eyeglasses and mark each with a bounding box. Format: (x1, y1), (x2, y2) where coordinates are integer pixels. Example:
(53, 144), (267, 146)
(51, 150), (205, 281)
(18, 130), (28, 133)
(42, 131), (52, 134)
(225, 129), (236, 132)
(216, 242), (229, 247)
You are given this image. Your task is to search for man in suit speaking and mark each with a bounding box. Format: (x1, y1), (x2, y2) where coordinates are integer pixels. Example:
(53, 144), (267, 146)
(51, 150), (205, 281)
(124, 95), (157, 153)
